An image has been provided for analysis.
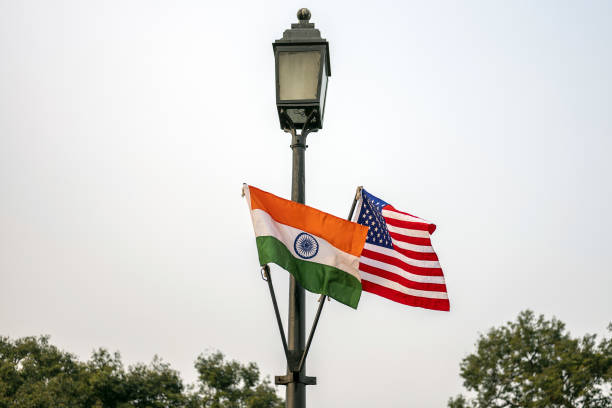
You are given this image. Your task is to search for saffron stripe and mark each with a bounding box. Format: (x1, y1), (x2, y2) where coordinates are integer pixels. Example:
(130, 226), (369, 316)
(247, 185), (368, 256)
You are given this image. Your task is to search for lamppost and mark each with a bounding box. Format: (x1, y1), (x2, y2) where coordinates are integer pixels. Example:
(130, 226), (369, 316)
(272, 8), (331, 408)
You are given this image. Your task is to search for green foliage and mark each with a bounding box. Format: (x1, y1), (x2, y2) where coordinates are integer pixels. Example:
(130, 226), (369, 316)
(121, 357), (187, 408)
(448, 310), (612, 408)
(192, 352), (283, 408)
(0, 336), (283, 408)
(0, 335), (89, 408)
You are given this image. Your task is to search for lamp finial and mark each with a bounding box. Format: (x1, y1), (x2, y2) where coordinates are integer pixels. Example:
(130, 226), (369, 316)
(297, 8), (311, 23)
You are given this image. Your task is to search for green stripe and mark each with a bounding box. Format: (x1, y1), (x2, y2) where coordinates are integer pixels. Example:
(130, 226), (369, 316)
(256, 236), (362, 309)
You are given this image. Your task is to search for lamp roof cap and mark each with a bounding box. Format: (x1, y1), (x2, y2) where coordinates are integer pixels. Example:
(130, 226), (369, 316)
(276, 8), (326, 43)
(273, 9), (331, 76)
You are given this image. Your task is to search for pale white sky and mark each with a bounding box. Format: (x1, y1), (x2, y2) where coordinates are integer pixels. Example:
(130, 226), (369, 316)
(1, 1), (611, 407)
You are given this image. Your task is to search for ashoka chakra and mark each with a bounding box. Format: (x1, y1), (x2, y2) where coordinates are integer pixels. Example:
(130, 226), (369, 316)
(293, 232), (319, 259)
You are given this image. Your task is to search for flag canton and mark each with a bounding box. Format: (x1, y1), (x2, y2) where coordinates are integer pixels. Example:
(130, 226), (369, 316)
(357, 189), (393, 249)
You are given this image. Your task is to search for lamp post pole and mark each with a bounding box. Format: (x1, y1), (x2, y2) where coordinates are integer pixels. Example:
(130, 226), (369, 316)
(287, 130), (307, 408)
(271, 9), (331, 408)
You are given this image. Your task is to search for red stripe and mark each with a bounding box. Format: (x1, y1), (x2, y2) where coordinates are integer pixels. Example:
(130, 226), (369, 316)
(392, 245), (439, 261)
(382, 205), (421, 219)
(361, 248), (444, 277)
(384, 205), (436, 234)
(362, 280), (450, 311)
(359, 263), (447, 292)
(389, 232), (431, 246)
(384, 217), (431, 232)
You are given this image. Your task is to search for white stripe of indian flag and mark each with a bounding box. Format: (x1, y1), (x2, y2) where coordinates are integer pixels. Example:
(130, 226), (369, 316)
(251, 209), (362, 281)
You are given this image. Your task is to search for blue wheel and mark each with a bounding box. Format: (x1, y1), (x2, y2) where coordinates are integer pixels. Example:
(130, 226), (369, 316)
(293, 232), (319, 259)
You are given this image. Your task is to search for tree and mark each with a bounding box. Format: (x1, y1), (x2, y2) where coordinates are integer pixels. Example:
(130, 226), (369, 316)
(0, 336), (283, 408)
(85, 349), (188, 408)
(191, 352), (283, 408)
(448, 310), (612, 408)
(0, 335), (89, 408)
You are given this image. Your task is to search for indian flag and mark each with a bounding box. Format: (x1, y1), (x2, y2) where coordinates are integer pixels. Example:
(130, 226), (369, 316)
(243, 184), (369, 309)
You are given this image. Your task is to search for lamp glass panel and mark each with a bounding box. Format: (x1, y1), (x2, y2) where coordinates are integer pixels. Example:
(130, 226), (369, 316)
(278, 51), (321, 101)
(319, 62), (328, 114)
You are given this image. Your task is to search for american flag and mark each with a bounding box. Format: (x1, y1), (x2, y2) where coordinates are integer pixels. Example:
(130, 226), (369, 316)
(352, 188), (450, 311)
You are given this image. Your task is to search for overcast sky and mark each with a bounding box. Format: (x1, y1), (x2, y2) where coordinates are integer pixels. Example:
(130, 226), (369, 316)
(1, 1), (611, 407)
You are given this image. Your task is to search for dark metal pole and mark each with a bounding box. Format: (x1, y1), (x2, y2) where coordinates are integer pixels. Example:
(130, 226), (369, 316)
(296, 294), (325, 373)
(287, 129), (307, 408)
(262, 265), (290, 363)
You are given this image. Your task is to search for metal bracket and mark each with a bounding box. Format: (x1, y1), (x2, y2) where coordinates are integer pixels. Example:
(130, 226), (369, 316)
(280, 108), (319, 143)
(261, 265), (290, 363)
(276, 350), (317, 386)
(262, 265), (321, 387)
(296, 294), (326, 373)
(275, 371), (317, 386)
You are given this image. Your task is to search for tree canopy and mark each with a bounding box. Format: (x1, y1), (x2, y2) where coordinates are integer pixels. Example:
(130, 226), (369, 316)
(192, 352), (283, 408)
(448, 310), (612, 408)
(0, 336), (283, 408)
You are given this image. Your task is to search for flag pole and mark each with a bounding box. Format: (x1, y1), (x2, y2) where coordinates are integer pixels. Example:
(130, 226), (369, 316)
(348, 186), (363, 222)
